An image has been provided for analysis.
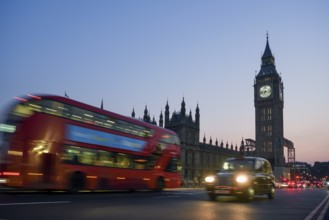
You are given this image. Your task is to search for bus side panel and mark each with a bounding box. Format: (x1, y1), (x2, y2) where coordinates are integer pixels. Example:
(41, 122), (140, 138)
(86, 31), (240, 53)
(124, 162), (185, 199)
(19, 114), (64, 189)
(3, 140), (25, 187)
(163, 172), (182, 188)
(58, 165), (143, 191)
(98, 168), (150, 190)
(157, 154), (182, 189)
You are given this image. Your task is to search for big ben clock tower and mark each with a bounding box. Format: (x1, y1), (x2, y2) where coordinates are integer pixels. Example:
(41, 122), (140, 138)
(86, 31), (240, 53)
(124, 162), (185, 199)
(254, 34), (285, 169)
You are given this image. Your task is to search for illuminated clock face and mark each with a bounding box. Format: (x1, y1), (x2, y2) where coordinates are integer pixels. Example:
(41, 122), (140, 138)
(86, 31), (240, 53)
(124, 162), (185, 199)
(259, 85), (272, 98)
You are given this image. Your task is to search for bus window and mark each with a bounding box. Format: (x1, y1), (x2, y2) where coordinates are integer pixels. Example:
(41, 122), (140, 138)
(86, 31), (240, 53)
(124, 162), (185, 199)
(96, 151), (115, 167)
(62, 146), (81, 164)
(116, 153), (131, 168)
(53, 102), (70, 118)
(160, 134), (180, 145)
(13, 103), (34, 118)
(133, 157), (147, 170)
(80, 149), (96, 165)
(146, 154), (159, 170)
(40, 100), (61, 116)
(165, 158), (179, 172)
(174, 136), (180, 145)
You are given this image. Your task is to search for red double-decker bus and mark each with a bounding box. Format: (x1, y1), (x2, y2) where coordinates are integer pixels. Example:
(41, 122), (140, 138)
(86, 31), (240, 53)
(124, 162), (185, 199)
(0, 94), (181, 192)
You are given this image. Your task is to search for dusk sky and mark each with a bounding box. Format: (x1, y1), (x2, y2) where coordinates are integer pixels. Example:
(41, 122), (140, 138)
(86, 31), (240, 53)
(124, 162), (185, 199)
(1, 0), (328, 165)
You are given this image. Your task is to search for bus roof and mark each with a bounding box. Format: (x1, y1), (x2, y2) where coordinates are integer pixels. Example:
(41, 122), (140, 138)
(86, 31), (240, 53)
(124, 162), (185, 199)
(11, 94), (177, 135)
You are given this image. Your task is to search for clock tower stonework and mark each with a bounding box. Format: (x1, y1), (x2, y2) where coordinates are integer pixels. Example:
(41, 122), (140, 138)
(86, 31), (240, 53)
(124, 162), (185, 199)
(254, 35), (285, 169)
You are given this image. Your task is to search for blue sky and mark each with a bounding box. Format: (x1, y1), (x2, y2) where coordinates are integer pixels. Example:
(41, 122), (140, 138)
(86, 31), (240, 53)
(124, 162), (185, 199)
(1, 0), (328, 165)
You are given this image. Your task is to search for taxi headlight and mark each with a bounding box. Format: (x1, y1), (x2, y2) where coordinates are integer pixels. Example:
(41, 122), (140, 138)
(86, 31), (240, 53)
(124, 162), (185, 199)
(236, 174), (248, 183)
(205, 176), (215, 183)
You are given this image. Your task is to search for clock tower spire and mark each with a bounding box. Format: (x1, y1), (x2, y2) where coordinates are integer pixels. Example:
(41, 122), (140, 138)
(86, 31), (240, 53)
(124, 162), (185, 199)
(258, 32), (277, 77)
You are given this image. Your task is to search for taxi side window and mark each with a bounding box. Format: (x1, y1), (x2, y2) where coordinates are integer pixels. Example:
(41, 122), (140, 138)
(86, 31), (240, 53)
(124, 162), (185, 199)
(255, 160), (265, 173)
(264, 160), (272, 174)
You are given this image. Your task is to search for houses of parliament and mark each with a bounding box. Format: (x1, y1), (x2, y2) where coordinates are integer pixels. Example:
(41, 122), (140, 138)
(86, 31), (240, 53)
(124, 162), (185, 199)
(132, 36), (294, 183)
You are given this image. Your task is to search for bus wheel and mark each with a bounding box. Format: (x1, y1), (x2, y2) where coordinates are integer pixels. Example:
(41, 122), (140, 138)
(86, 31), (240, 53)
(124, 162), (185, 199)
(155, 177), (164, 191)
(97, 177), (108, 190)
(68, 172), (85, 193)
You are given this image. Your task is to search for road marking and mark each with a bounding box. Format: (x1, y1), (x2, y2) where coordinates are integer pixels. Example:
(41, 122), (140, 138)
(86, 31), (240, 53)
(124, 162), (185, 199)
(304, 194), (329, 220)
(153, 195), (181, 199)
(317, 194), (329, 220)
(0, 201), (71, 206)
(164, 192), (194, 195)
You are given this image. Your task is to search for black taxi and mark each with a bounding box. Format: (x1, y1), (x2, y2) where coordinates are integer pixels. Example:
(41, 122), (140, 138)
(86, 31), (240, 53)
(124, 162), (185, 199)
(204, 156), (275, 201)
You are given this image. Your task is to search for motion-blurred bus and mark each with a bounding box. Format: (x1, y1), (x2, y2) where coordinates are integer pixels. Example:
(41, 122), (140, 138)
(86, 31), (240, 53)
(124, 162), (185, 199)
(0, 94), (181, 192)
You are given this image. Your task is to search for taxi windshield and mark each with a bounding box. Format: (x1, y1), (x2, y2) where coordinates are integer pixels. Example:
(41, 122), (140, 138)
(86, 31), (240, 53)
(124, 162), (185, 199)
(222, 159), (255, 171)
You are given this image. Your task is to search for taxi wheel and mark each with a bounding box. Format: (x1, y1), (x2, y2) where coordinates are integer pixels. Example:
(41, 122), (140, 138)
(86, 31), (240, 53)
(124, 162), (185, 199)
(208, 192), (217, 201)
(268, 186), (275, 199)
(240, 187), (254, 201)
